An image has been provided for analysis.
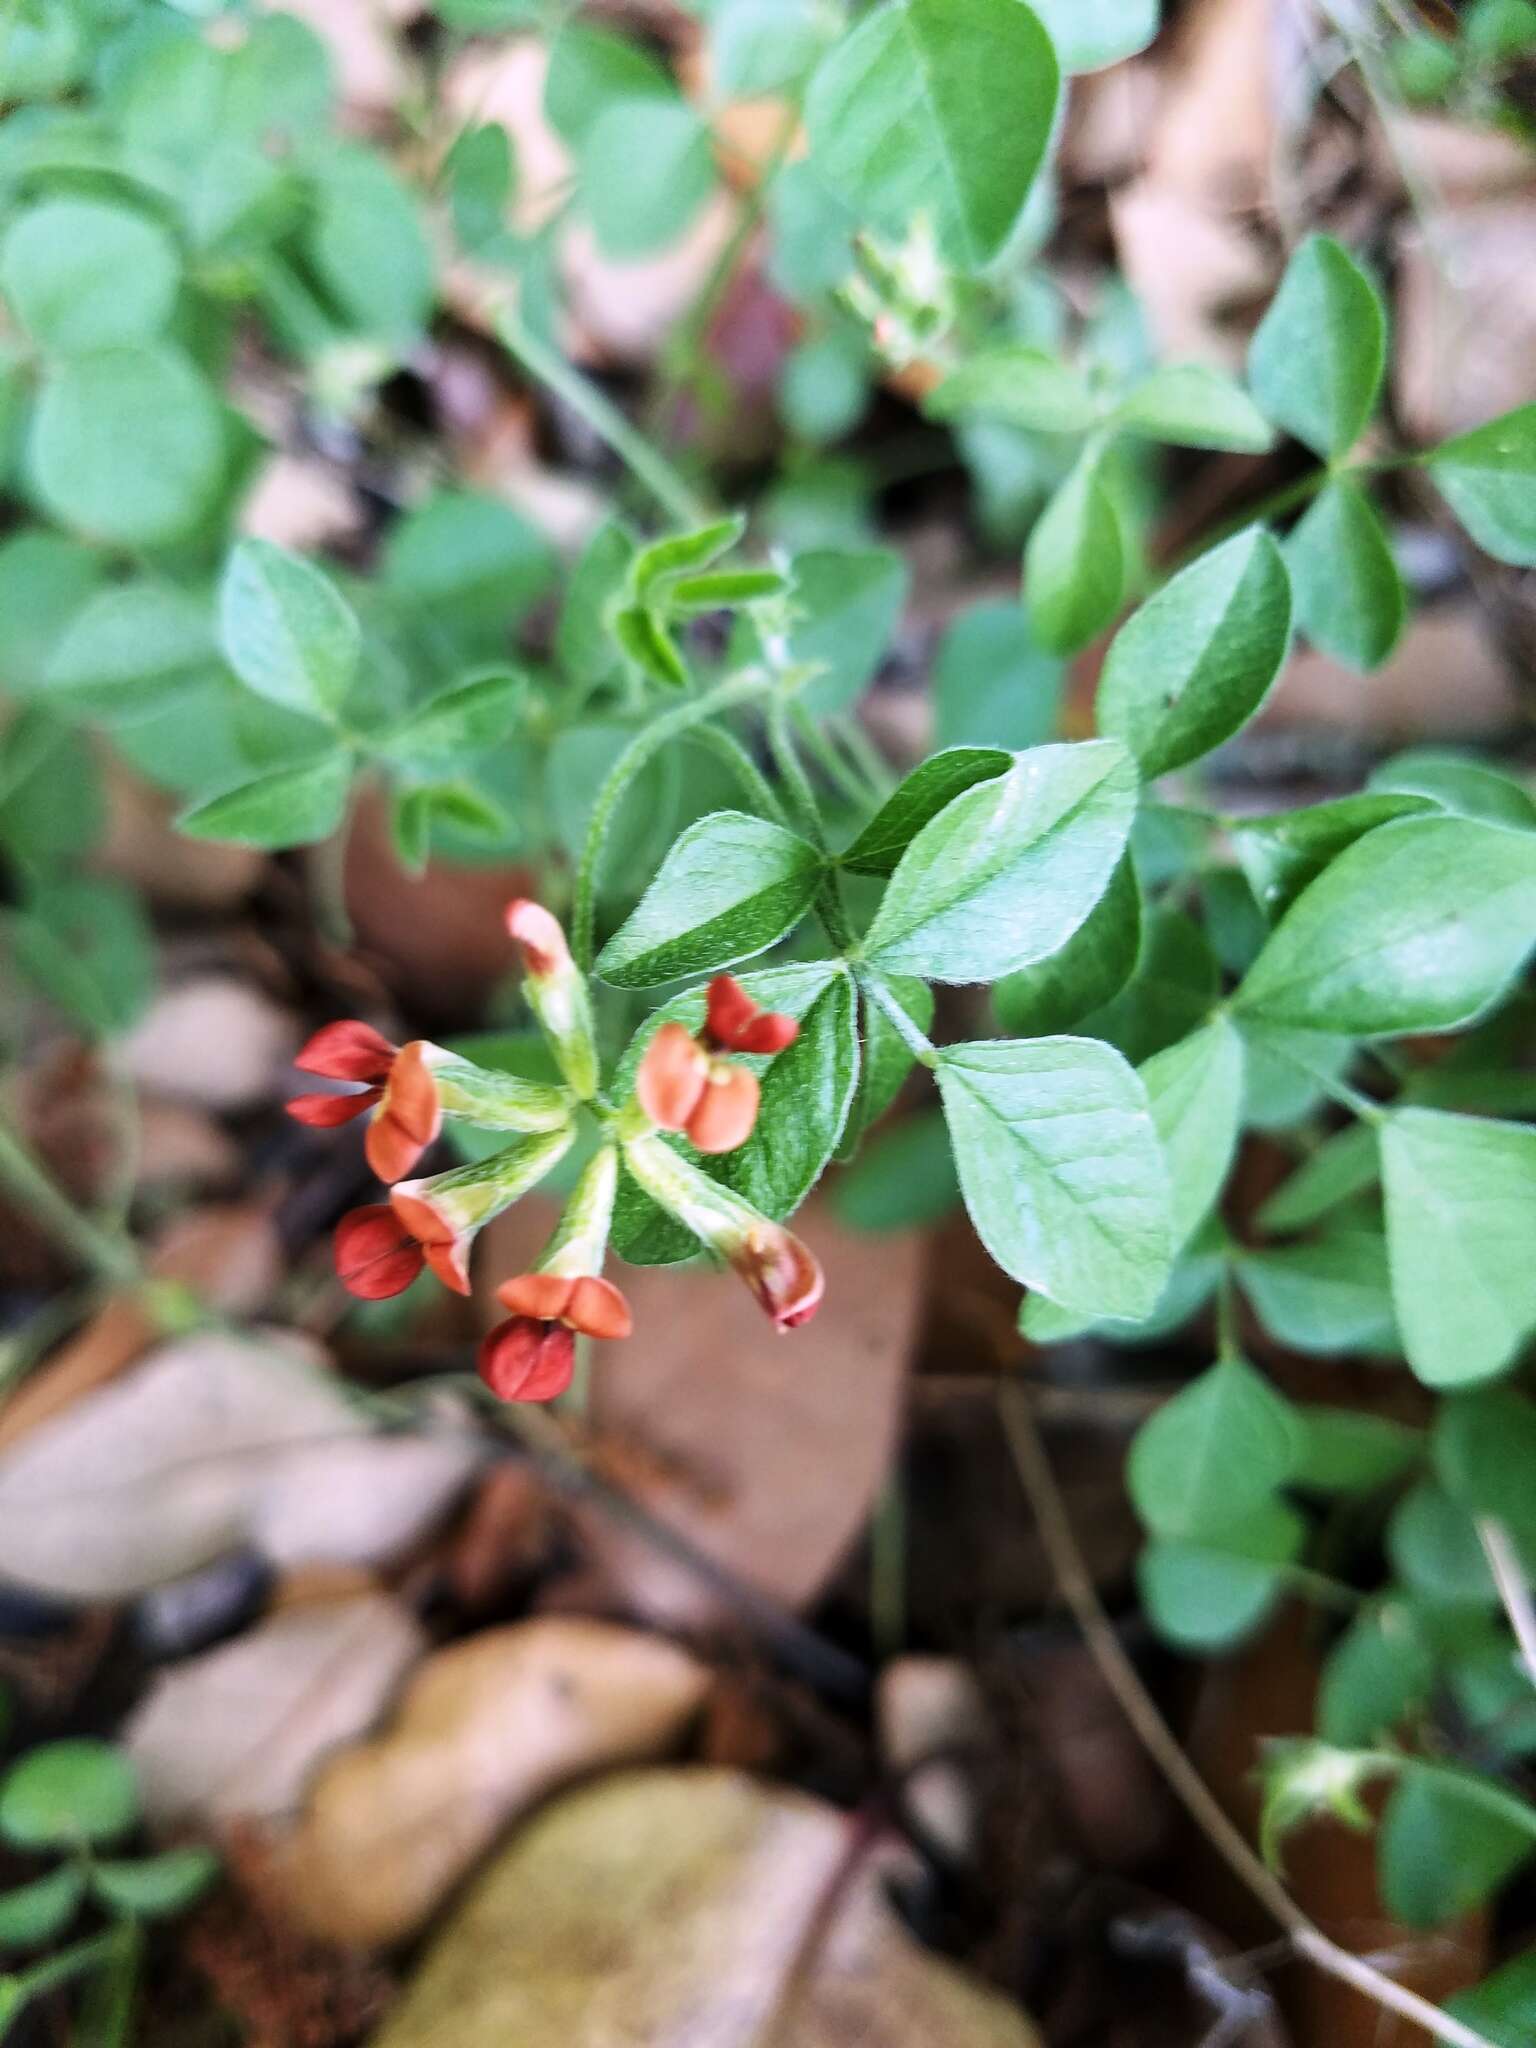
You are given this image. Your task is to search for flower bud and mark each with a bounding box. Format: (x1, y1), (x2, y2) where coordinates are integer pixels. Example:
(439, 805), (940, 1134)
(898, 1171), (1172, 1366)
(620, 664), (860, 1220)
(623, 1133), (823, 1330)
(506, 899), (600, 1100)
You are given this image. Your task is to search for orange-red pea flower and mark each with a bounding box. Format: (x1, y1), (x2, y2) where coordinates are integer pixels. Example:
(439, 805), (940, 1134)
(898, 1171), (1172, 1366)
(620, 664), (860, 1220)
(333, 1203), (425, 1300)
(634, 977), (798, 1156)
(385, 1125), (578, 1297)
(478, 1274), (633, 1403)
(477, 1145), (630, 1402)
(287, 1022), (442, 1184)
(704, 975), (800, 1056)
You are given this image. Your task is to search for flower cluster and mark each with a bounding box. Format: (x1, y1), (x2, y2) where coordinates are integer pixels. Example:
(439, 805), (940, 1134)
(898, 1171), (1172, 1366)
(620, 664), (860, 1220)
(289, 901), (822, 1401)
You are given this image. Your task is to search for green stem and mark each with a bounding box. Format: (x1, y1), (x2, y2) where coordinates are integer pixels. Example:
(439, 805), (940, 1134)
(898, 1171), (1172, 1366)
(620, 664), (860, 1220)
(76, 1919), (142, 2048)
(0, 1115), (140, 1288)
(309, 784), (356, 950)
(857, 969), (938, 1071)
(0, 1932), (121, 2045)
(790, 703), (879, 814)
(499, 303), (710, 529)
(1165, 466), (1331, 577)
(684, 721), (787, 828)
(571, 668), (775, 969)
(766, 697), (827, 852)
(1228, 1019), (1384, 1126)
(829, 711), (896, 803)
(766, 701), (861, 952)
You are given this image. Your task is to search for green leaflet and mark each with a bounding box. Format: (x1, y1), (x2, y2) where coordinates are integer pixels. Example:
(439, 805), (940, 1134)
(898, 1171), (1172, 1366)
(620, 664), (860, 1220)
(220, 541), (360, 722)
(1382, 1108), (1536, 1387)
(595, 812), (823, 988)
(1248, 234), (1386, 458)
(1235, 814), (1536, 1036)
(937, 1034), (1172, 1318)
(864, 738), (1137, 983)
(804, 0), (1061, 269)
(1096, 527), (1291, 779)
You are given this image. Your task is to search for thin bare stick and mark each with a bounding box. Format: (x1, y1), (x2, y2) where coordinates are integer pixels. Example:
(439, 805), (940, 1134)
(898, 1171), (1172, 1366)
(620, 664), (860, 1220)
(1478, 1517), (1536, 1694)
(995, 1383), (1498, 2048)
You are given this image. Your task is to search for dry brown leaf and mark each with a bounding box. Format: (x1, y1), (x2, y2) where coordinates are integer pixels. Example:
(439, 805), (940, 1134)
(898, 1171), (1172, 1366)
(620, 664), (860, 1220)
(1258, 604), (1520, 742)
(373, 1768), (1043, 2047)
(265, 1618), (711, 1947)
(113, 976), (298, 1111)
(1109, 184), (1270, 368)
(1396, 202), (1536, 444)
(0, 1202), (281, 1452)
(0, 1330), (481, 1598)
(133, 1102), (242, 1192)
(481, 1195), (919, 1626)
(1108, 0), (1276, 365)
(344, 791), (538, 1018)
(97, 761), (263, 911)
(1143, 0), (1274, 205)
(239, 453), (362, 553)
(441, 41), (571, 239)
(561, 199), (737, 367)
(127, 1594), (426, 1830)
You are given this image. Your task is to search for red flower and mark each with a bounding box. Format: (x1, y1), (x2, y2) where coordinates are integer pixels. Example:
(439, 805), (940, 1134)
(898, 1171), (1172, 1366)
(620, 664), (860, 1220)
(287, 1023), (442, 1183)
(478, 1272), (633, 1403)
(704, 975), (799, 1056)
(387, 1185), (474, 1296)
(287, 1021), (396, 1125)
(333, 1204), (425, 1300)
(634, 981), (797, 1156)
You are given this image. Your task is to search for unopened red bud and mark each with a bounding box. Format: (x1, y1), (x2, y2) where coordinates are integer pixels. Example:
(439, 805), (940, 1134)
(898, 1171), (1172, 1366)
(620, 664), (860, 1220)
(505, 899), (570, 979)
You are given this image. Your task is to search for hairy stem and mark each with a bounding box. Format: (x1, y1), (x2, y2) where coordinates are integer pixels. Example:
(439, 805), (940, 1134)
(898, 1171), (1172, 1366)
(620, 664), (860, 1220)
(996, 1384), (1497, 2048)
(856, 970), (939, 1070)
(0, 1115), (140, 1289)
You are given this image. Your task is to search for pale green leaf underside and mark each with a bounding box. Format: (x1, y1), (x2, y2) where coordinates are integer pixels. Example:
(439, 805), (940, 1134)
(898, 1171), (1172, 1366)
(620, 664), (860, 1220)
(865, 737), (1137, 982)
(1382, 1107), (1536, 1387)
(937, 1033), (1172, 1318)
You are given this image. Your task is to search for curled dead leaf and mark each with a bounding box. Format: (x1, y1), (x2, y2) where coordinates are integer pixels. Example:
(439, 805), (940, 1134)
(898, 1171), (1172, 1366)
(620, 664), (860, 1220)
(127, 1594), (426, 1830)
(265, 1618), (710, 1947)
(0, 1332), (481, 1599)
(0, 1202), (282, 1453)
(372, 1768), (1043, 2047)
